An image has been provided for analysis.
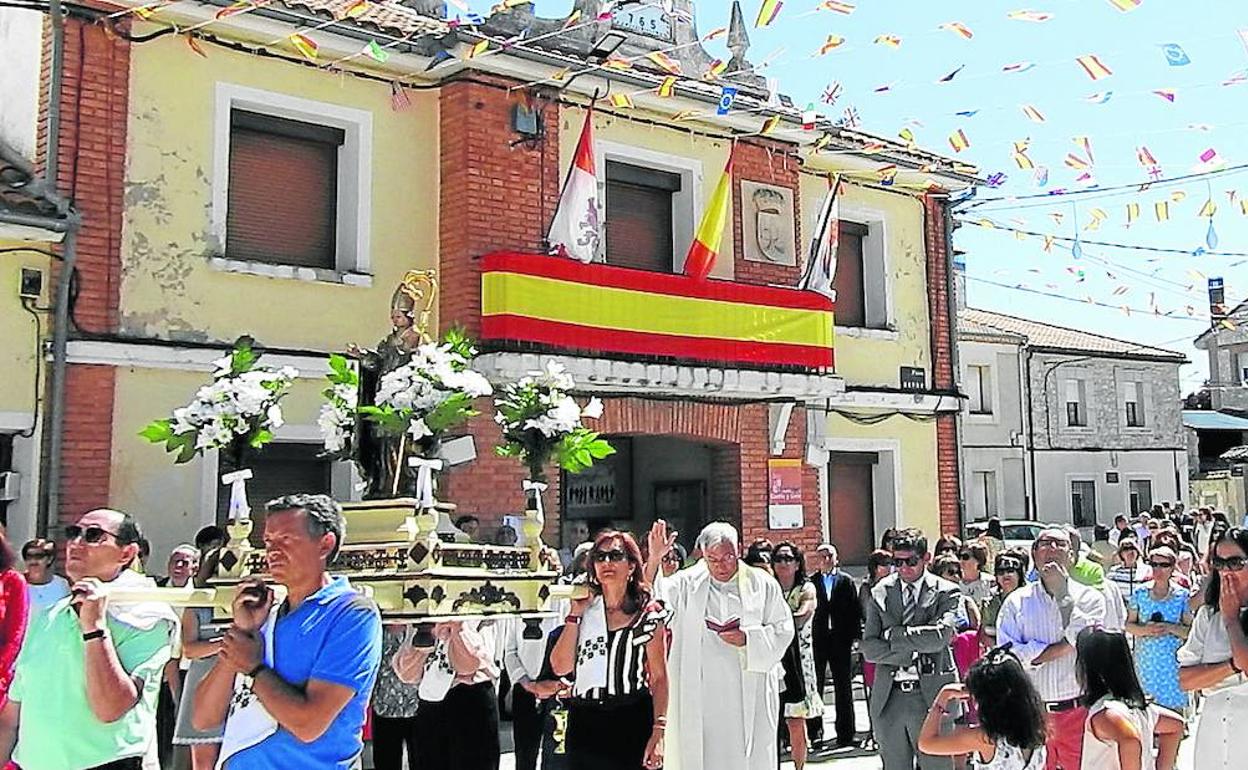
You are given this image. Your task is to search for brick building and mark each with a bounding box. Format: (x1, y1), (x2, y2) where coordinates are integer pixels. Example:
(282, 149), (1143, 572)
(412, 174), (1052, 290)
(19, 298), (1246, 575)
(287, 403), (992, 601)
(0, 0), (975, 564)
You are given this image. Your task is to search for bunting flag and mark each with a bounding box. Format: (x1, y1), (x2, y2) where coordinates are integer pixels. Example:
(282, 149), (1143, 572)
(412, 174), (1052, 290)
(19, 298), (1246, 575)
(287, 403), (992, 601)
(645, 51), (682, 74)
(289, 32), (318, 61)
(1153, 88), (1177, 102)
(939, 21), (974, 39)
(877, 165), (898, 184)
(717, 87), (738, 115)
(755, 0), (783, 27)
(1085, 90), (1114, 104)
(390, 81), (412, 111)
(1013, 150), (1035, 169)
(609, 93), (633, 109)
(185, 33), (208, 58)
(705, 59), (729, 79)
(822, 82), (843, 104)
(1085, 208), (1108, 230)
(1241, 199), (1248, 216)
(363, 40), (389, 63)
(817, 35), (846, 55)
(937, 65), (966, 83)
(1064, 153), (1090, 170)
(1007, 10), (1053, 22)
(898, 127), (916, 145)
(1021, 105), (1046, 123)
(1043, 235), (1055, 251)
(562, 9), (581, 27)
(1155, 201), (1170, 221)
(760, 115), (782, 134)
(469, 39), (489, 58)
(1171, 190), (1187, 202)
(215, 1), (260, 19)
(798, 176), (843, 300)
(683, 150), (734, 280)
(1108, 0), (1141, 11)
(550, 67), (570, 81)
(1074, 136), (1095, 164)
(802, 106), (817, 130)
(948, 129), (971, 152)
(874, 34), (902, 48)
(657, 76), (677, 97)
(1075, 54), (1113, 80)
(1162, 43), (1191, 66)
(1003, 62), (1036, 73)
(672, 110), (698, 121)
(339, 0), (369, 18)
(1136, 145), (1158, 169)
(602, 58), (631, 70)
(1199, 198), (1217, 217)
(820, 0), (856, 13)
(1126, 202), (1140, 224)
(703, 26), (728, 40)
(547, 110), (600, 264)
(813, 134), (832, 152)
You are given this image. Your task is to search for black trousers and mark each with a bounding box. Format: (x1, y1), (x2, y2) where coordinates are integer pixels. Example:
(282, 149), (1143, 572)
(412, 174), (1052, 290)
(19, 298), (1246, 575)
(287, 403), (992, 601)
(511, 683), (544, 770)
(372, 710), (419, 770)
(812, 637), (856, 744)
(414, 682), (500, 770)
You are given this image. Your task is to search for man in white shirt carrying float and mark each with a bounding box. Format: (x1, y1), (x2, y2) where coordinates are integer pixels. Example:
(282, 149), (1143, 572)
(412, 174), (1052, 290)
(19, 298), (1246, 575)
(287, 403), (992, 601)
(998, 525), (1107, 770)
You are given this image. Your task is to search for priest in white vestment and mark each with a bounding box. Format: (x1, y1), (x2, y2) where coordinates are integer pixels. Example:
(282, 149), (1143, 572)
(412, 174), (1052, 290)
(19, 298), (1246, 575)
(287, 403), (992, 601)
(647, 521), (794, 770)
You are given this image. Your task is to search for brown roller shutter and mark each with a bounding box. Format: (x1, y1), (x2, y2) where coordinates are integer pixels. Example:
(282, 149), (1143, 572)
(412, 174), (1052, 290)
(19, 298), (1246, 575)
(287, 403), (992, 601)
(832, 221), (868, 327)
(226, 111), (343, 270)
(605, 161), (679, 273)
(827, 451), (876, 565)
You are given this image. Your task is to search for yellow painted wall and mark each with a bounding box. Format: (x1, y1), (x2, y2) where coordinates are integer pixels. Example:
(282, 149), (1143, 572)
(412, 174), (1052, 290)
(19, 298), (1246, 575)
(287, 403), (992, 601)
(559, 105), (736, 279)
(109, 366), (328, 563)
(122, 36), (439, 351)
(798, 171), (932, 388)
(825, 412), (942, 536)
(0, 240), (50, 416)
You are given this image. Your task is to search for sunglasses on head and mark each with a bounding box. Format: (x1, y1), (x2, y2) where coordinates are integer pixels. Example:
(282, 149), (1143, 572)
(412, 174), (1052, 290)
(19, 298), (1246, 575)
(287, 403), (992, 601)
(892, 554), (923, 567)
(64, 524), (119, 545)
(592, 549), (629, 564)
(1211, 555), (1248, 572)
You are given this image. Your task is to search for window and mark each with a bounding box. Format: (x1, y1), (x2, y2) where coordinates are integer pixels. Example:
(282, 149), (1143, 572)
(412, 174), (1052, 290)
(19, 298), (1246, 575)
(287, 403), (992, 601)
(827, 452), (877, 566)
(216, 443), (332, 535)
(971, 470), (998, 518)
(1128, 479), (1153, 515)
(1123, 381), (1145, 427)
(226, 111), (343, 269)
(604, 161), (680, 272)
(212, 84), (372, 280)
(967, 364), (993, 415)
(1064, 378), (1087, 427)
(831, 221), (869, 327)
(1071, 479), (1096, 528)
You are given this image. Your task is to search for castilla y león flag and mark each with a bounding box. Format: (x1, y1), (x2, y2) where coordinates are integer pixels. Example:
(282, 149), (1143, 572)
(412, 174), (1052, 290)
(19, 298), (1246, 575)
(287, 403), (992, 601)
(547, 110), (601, 263)
(683, 149), (734, 280)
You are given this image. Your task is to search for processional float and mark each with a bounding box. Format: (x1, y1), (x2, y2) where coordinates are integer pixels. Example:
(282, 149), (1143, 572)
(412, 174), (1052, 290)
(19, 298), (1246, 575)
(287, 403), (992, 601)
(131, 270), (609, 638)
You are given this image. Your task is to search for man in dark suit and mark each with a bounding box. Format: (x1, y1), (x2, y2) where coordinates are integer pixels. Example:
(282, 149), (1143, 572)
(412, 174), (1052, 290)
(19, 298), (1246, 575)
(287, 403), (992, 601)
(861, 529), (959, 770)
(809, 543), (862, 748)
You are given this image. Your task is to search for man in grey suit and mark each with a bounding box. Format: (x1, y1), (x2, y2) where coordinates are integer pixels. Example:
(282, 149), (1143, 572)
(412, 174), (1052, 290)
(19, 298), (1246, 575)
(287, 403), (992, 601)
(860, 529), (960, 770)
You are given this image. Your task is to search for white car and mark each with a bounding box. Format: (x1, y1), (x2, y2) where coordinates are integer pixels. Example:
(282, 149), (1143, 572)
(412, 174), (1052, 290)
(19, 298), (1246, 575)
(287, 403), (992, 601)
(964, 519), (1091, 561)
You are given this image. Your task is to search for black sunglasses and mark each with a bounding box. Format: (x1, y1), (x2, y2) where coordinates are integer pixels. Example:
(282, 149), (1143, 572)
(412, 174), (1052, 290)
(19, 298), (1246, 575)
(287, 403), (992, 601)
(593, 549), (629, 563)
(893, 554), (923, 567)
(994, 567), (1020, 576)
(1211, 555), (1248, 572)
(64, 524), (119, 544)
(661, 553), (682, 563)
(1147, 560), (1175, 569)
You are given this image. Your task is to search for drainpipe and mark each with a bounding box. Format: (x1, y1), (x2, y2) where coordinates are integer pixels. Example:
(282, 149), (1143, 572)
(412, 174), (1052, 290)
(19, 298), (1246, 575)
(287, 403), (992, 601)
(941, 197), (967, 528)
(39, 0), (72, 537)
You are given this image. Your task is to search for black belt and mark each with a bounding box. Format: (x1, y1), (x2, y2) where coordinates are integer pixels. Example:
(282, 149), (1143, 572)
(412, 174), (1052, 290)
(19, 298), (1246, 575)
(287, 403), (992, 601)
(892, 680), (921, 694)
(1044, 698), (1080, 713)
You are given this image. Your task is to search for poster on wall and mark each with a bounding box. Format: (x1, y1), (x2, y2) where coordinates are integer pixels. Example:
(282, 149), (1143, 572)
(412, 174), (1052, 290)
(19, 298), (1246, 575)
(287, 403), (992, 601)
(767, 458), (803, 530)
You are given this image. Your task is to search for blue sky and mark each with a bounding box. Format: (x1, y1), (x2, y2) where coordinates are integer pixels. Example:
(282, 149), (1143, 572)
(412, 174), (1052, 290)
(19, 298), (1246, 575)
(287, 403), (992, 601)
(486, 1), (1248, 391)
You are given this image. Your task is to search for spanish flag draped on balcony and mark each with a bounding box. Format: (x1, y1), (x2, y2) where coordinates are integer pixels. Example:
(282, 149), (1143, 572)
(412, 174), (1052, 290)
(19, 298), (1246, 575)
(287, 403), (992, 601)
(682, 148), (734, 280)
(547, 109), (601, 263)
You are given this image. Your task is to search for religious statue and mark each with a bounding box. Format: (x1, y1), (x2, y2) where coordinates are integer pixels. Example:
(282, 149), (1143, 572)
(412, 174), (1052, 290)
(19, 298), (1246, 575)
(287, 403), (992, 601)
(348, 270), (438, 498)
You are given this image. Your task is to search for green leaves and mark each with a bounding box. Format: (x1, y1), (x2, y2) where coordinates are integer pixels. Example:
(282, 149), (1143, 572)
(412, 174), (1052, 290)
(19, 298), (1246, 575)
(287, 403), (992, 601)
(556, 430), (615, 474)
(139, 419), (199, 465)
(229, 335), (257, 376)
(326, 353), (358, 388)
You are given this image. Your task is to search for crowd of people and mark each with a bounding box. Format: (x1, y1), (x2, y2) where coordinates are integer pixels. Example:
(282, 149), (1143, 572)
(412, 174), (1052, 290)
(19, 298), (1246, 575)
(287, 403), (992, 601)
(0, 497), (1243, 770)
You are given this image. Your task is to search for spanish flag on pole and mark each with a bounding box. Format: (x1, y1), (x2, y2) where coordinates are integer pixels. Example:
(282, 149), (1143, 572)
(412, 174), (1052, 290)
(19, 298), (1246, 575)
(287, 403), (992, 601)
(683, 149), (734, 280)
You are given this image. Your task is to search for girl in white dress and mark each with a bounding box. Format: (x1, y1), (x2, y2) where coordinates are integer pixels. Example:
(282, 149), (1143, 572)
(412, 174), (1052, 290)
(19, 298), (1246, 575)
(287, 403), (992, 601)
(1178, 527), (1248, 770)
(918, 646), (1047, 770)
(1075, 627), (1184, 770)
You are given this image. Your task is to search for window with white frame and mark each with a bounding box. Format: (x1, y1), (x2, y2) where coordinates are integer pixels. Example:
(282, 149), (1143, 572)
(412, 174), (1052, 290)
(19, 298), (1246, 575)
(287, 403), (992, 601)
(212, 84), (372, 278)
(831, 212), (889, 330)
(971, 470), (998, 518)
(1070, 479), (1096, 527)
(596, 141), (700, 273)
(967, 364), (993, 415)
(1064, 378), (1088, 427)
(1123, 380), (1146, 428)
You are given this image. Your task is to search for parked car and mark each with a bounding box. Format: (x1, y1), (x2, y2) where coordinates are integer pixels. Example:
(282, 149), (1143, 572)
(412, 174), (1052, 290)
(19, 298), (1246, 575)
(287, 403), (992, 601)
(964, 519), (1091, 561)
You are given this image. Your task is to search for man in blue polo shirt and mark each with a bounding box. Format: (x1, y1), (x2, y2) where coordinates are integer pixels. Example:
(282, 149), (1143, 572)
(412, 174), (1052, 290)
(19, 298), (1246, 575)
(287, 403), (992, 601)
(193, 494), (382, 769)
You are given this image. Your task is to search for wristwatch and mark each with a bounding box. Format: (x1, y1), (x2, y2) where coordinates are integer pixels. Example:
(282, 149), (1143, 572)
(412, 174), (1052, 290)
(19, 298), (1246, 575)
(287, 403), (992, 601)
(247, 663), (266, 679)
(82, 629), (106, 642)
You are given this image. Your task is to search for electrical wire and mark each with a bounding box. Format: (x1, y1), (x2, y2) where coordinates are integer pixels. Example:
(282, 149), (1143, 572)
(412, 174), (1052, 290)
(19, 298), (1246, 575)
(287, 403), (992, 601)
(962, 163), (1248, 210)
(957, 217), (1248, 259)
(966, 275), (1209, 321)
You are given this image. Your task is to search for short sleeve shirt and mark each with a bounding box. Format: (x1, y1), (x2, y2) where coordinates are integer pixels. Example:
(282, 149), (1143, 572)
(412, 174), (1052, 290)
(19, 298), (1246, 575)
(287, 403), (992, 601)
(10, 598), (174, 770)
(226, 577), (382, 770)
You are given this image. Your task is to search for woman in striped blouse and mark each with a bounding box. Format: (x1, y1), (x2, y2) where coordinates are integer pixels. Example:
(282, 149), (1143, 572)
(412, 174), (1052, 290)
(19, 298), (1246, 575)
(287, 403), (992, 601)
(551, 530), (670, 770)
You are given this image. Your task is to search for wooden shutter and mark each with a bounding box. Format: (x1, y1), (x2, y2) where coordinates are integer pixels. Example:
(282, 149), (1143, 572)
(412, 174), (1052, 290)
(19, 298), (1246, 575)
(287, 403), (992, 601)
(216, 443), (333, 538)
(227, 111), (343, 270)
(832, 221), (867, 327)
(605, 162), (679, 273)
(827, 452), (876, 565)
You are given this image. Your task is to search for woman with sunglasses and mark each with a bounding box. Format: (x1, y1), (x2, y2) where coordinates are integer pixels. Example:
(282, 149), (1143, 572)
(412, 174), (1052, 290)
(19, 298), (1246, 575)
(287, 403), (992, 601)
(551, 530), (669, 770)
(660, 544), (688, 578)
(1077, 628), (1184, 770)
(1178, 527), (1248, 769)
(1124, 545), (1192, 714)
(770, 543), (823, 770)
(979, 552), (1027, 650)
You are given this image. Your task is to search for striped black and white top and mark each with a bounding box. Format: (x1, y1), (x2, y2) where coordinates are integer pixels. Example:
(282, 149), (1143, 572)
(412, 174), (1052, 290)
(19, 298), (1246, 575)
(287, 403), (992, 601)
(578, 603), (671, 702)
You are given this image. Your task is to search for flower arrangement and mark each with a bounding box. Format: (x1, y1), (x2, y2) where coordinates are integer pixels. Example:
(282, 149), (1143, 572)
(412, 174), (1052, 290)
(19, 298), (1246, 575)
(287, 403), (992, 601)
(318, 354), (359, 455)
(494, 361), (614, 483)
(140, 337), (296, 466)
(357, 329), (493, 448)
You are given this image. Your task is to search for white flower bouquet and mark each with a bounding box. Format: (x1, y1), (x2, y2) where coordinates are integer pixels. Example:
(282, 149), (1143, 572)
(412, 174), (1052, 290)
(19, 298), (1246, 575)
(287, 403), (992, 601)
(318, 354), (359, 455)
(140, 337), (296, 465)
(494, 361), (614, 484)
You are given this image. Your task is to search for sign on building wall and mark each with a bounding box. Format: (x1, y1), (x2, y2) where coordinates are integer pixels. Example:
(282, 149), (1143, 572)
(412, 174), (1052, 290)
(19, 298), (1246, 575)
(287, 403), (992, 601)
(767, 458), (804, 529)
(741, 181), (797, 266)
(565, 463), (618, 518)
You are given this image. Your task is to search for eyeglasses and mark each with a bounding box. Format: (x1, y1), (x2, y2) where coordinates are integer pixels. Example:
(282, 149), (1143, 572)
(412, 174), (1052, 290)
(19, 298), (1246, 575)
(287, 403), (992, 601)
(995, 566), (1021, 576)
(592, 549), (628, 563)
(1034, 538), (1071, 549)
(892, 554), (923, 567)
(661, 553), (682, 563)
(1147, 560), (1175, 569)
(1211, 556), (1248, 572)
(773, 554), (797, 564)
(64, 525), (119, 545)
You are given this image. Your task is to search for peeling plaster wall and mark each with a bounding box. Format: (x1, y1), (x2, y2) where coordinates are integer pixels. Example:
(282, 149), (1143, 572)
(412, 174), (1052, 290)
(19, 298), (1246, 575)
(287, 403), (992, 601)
(121, 36), (439, 350)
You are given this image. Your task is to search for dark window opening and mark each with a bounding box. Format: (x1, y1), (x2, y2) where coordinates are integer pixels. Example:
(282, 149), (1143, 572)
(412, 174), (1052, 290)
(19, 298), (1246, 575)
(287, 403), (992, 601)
(604, 161), (679, 273)
(832, 221), (868, 327)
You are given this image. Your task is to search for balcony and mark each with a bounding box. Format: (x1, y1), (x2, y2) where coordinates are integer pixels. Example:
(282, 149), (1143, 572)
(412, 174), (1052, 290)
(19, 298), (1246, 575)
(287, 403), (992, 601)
(479, 252), (836, 372)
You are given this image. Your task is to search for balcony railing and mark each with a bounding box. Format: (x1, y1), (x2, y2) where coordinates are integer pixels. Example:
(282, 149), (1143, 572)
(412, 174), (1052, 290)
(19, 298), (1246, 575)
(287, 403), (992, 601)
(479, 252), (835, 371)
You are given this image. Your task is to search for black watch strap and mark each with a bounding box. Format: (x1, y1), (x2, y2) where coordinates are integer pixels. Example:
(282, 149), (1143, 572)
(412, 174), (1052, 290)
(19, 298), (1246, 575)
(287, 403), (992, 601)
(247, 663), (266, 678)
(82, 629), (106, 642)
